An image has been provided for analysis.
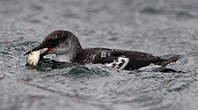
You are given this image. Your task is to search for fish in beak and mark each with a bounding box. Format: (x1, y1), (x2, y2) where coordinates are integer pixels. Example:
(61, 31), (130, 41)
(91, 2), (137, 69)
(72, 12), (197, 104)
(25, 45), (53, 66)
(24, 43), (53, 56)
(24, 30), (81, 66)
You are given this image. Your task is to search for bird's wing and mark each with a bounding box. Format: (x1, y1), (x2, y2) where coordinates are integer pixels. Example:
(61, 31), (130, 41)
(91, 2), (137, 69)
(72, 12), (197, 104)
(110, 50), (155, 59)
(91, 49), (160, 70)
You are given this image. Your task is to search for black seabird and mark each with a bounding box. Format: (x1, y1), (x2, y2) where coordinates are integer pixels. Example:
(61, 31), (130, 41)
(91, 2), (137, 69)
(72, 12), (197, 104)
(25, 30), (180, 70)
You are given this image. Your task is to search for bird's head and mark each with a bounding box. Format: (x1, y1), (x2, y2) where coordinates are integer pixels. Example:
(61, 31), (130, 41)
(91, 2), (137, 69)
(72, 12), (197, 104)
(25, 30), (82, 58)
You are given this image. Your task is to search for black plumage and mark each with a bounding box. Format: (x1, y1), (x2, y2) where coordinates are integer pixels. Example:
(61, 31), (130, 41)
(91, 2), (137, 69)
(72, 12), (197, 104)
(25, 30), (180, 70)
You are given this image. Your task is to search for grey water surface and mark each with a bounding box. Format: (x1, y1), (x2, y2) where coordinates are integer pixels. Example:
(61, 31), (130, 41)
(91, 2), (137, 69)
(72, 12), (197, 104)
(1, 0), (198, 110)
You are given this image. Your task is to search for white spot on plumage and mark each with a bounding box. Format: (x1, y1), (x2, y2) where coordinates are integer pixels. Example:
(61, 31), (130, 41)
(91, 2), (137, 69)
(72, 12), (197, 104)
(101, 51), (110, 58)
(101, 51), (107, 58)
(119, 57), (129, 69)
(105, 57), (129, 69)
(138, 64), (162, 72)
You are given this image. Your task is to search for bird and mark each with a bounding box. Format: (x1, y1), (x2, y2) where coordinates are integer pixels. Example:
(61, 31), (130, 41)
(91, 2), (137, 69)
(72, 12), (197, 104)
(25, 30), (180, 70)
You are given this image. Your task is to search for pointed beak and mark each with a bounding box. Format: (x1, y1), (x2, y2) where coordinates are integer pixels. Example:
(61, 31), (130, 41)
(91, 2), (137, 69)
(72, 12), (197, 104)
(24, 45), (41, 56)
(24, 44), (53, 56)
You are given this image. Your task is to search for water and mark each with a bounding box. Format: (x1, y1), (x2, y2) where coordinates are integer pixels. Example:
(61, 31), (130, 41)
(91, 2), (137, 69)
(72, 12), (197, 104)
(1, 0), (198, 110)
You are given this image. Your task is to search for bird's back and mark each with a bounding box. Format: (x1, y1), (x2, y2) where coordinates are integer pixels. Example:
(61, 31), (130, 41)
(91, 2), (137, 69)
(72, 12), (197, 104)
(72, 48), (179, 70)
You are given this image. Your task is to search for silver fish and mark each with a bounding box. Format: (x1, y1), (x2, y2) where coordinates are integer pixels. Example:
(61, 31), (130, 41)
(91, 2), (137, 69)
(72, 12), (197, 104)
(27, 50), (41, 66)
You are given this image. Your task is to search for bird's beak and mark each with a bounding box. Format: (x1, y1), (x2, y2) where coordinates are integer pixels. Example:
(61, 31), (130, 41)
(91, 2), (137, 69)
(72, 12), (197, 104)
(24, 44), (53, 56)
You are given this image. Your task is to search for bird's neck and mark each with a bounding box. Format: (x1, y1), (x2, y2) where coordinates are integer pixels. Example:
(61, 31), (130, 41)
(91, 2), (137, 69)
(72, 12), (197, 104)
(68, 35), (83, 61)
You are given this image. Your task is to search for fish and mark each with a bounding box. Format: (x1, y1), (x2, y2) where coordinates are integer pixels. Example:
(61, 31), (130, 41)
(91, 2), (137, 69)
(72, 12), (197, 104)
(26, 46), (41, 66)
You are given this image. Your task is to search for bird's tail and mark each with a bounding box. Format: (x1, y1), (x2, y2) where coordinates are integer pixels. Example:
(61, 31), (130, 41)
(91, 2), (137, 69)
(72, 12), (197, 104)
(156, 55), (181, 66)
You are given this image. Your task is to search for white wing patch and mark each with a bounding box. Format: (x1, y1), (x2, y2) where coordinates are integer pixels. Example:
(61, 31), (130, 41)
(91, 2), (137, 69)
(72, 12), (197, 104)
(101, 51), (111, 58)
(138, 64), (162, 72)
(105, 57), (129, 69)
(101, 51), (107, 58)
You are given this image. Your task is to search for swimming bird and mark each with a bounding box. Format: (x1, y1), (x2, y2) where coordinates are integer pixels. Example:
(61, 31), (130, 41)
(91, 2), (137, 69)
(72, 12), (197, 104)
(25, 30), (180, 70)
